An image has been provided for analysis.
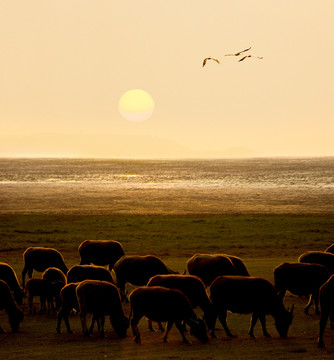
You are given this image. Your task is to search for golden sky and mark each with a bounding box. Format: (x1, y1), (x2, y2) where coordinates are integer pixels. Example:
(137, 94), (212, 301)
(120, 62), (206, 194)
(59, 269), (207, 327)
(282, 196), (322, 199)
(1, 1), (333, 158)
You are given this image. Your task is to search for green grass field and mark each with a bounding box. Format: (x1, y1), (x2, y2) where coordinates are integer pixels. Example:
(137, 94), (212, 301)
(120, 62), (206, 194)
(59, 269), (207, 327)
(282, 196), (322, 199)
(1, 213), (334, 359)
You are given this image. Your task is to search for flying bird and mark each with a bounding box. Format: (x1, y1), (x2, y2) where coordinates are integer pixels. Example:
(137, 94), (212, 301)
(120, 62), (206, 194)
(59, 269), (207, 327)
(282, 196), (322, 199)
(225, 47), (251, 57)
(238, 55), (263, 62)
(202, 57), (220, 67)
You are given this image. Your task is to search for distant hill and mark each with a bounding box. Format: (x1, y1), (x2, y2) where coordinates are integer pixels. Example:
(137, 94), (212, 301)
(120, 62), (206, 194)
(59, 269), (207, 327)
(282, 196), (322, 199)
(0, 133), (196, 158)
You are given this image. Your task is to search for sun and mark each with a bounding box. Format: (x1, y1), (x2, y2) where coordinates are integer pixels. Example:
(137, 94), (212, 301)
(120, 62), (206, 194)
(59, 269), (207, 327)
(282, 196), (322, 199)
(119, 89), (154, 122)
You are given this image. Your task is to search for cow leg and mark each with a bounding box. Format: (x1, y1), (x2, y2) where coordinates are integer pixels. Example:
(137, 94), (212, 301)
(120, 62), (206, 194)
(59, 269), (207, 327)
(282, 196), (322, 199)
(249, 313), (259, 338)
(57, 307), (73, 334)
(318, 309), (329, 347)
(80, 312), (90, 336)
(147, 319), (155, 332)
(147, 320), (164, 332)
(218, 310), (234, 337)
(175, 320), (190, 344)
(89, 315), (100, 335)
(304, 294), (313, 314)
(99, 316), (106, 338)
(22, 266), (28, 288)
(313, 292), (320, 315)
(163, 320), (175, 343)
(131, 314), (142, 343)
(40, 296), (46, 315)
(28, 295), (35, 315)
(258, 314), (271, 338)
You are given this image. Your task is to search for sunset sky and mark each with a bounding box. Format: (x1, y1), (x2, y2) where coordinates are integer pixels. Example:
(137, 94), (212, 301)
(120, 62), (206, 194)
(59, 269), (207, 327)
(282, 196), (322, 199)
(1, 1), (333, 158)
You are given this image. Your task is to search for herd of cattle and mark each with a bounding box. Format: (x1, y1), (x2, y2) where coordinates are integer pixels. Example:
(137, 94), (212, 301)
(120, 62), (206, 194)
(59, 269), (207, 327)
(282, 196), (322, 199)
(1, 239), (334, 347)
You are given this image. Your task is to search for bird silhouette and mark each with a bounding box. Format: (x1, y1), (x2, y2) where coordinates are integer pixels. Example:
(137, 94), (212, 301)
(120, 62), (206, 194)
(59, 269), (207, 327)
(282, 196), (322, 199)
(202, 57), (220, 67)
(238, 55), (263, 62)
(225, 47), (251, 57)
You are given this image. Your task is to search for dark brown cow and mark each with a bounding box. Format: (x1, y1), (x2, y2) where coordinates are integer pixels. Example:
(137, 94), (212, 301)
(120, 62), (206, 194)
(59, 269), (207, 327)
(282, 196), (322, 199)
(66, 265), (114, 284)
(56, 282), (99, 334)
(0, 262), (24, 305)
(187, 254), (245, 287)
(147, 274), (216, 332)
(76, 280), (128, 338)
(274, 262), (330, 314)
(22, 247), (68, 287)
(129, 286), (208, 344)
(298, 251), (334, 274)
(42, 267), (67, 285)
(318, 275), (334, 348)
(210, 276), (293, 338)
(25, 278), (64, 315)
(78, 240), (125, 270)
(0, 280), (24, 333)
(113, 255), (178, 298)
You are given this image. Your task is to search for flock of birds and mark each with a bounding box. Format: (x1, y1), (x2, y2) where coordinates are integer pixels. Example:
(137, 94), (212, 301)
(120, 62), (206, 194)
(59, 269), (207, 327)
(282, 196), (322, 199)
(202, 47), (263, 67)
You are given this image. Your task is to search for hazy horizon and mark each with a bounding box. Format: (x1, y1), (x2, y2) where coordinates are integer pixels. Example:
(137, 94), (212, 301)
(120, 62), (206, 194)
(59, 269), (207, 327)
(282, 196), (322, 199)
(1, 1), (334, 158)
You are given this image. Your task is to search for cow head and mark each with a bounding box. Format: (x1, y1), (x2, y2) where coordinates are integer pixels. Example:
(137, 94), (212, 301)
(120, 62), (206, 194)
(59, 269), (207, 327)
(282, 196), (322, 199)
(275, 305), (293, 338)
(110, 314), (129, 339)
(9, 308), (24, 333)
(188, 318), (209, 343)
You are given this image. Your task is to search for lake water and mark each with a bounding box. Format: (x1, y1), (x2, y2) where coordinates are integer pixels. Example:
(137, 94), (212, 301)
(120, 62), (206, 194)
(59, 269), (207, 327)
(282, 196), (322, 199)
(1, 157), (334, 189)
(1, 157), (334, 214)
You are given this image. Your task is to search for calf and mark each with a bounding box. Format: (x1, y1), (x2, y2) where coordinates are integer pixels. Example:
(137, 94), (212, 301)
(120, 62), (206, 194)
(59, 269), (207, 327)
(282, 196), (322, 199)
(210, 276), (293, 338)
(25, 278), (63, 315)
(274, 262), (330, 314)
(78, 240), (125, 270)
(76, 280), (128, 338)
(22, 247), (68, 287)
(147, 274), (216, 332)
(129, 286), (208, 344)
(0, 280), (24, 333)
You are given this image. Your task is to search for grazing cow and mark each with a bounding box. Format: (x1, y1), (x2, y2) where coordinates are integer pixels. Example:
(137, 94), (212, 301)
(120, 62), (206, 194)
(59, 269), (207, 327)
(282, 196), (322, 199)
(298, 251), (334, 274)
(78, 240), (125, 270)
(210, 276), (293, 338)
(76, 280), (128, 338)
(25, 278), (64, 315)
(0, 280), (24, 333)
(66, 265), (114, 284)
(113, 255), (178, 299)
(42, 267), (67, 285)
(56, 282), (100, 334)
(274, 262), (330, 314)
(187, 254), (247, 287)
(0, 262), (24, 305)
(318, 275), (334, 347)
(22, 247), (68, 287)
(325, 243), (334, 254)
(147, 274), (216, 332)
(129, 286), (209, 344)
